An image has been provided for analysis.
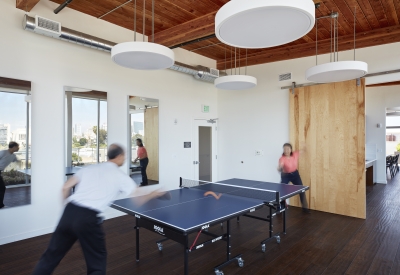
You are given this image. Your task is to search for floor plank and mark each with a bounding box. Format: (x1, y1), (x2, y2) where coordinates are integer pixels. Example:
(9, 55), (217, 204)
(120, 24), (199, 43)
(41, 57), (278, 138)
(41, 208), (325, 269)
(1, 174), (400, 275)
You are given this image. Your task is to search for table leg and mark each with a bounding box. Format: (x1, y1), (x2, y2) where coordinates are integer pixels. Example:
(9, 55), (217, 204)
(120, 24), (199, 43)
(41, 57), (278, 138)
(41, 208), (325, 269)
(269, 206), (273, 238)
(283, 205), (287, 233)
(184, 234), (189, 275)
(135, 217), (140, 262)
(227, 219), (231, 261)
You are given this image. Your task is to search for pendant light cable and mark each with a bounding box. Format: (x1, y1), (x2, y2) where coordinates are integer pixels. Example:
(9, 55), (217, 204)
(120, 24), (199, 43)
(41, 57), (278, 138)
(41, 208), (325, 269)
(224, 44), (227, 74)
(152, 0), (154, 43)
(354, 7), (356, 61)
(230, 46), (232, 75)
(330, 12), (332, 62)
(336, 15), (339, 61)
(134, 0), (136, 41)
(316, 19), (318, 65)
(245, 48), (248, 75)
(235, 47), (237, 75)
(239, 48), (241, 75)
(143, 0), (145, 42)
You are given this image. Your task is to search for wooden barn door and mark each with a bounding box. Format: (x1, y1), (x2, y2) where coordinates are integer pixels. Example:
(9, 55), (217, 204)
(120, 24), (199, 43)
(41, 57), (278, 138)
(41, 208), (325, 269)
(289, 79), (366, 219)
(144, 107), (159, 182)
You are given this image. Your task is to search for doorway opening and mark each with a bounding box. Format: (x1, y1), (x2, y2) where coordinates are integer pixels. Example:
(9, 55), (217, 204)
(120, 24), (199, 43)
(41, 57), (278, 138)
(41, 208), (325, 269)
(199, 126), (212, 182)
(193, 119), (217, 181)
(386, 108), (400, 179)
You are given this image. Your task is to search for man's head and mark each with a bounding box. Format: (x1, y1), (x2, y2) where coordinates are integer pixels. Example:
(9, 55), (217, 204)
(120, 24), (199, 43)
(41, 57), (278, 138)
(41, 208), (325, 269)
(8, 142), (19, 153)
(107, 143), (125, 166)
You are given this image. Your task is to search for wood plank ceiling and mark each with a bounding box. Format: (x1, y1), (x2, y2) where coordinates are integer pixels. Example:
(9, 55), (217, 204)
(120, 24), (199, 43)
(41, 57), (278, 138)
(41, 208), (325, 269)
(19, 0), (400, 70)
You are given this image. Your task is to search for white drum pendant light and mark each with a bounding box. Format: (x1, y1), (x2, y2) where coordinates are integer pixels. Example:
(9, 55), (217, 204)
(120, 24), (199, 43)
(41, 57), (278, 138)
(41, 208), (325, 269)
(215, 0), (315, 48)
(111, 0), (174, 70)
(215, 47), (257, 90)
(305, 10), (367, 83)
(306, 61), (367, 83)
(215, 75), (257, 90)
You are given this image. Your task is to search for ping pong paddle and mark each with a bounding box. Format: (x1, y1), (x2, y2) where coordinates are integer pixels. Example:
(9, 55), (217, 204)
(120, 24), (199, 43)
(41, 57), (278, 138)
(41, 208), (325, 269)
(204, 191), (222, 200)
(157, 191), (172, 201)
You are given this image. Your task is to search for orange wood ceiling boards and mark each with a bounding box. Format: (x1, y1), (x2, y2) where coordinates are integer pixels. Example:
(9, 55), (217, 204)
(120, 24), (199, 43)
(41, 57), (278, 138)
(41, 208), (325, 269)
(16, 0), (400, 69)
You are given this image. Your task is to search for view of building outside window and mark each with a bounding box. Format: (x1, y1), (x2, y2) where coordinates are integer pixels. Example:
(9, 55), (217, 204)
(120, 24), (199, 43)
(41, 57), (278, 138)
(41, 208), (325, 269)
(386, 116), (400, 157)
(71, 98), (107, 166)
(131, 112), (144, 162)
(0, 91), (31, 186)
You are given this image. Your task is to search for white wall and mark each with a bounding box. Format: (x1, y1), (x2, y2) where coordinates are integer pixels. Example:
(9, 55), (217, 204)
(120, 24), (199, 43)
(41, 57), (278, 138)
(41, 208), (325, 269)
(366, 85), (400, 183)
(0, 0), (217, 245)
(218, 42), (400, 184)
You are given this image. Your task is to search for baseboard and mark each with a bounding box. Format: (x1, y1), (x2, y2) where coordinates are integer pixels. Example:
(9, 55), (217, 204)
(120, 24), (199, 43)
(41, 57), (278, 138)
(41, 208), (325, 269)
(103, 208), (127, 220)
(0, 226), (55, 246)
(0, 210), (126, 246)
(376, 179), (387, 184)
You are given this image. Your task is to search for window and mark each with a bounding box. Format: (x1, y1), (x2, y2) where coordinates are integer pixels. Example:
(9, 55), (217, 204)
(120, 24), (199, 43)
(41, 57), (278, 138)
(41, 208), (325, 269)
(66, 90), (107, 167)
(0, 90), (31, 208)
(130, 112), (144, 163)
(0, 91), (31, 171)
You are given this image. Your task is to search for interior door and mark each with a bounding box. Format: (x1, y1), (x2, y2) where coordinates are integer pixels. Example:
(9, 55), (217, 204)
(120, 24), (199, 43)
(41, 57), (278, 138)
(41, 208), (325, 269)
(193, 119), (217, 181)
(289, 79), (366, 219)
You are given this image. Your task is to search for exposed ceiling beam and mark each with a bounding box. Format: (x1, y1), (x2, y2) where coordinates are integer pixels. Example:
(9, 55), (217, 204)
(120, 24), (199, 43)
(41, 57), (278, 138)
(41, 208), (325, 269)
(367, 81), (400, 87)
(70, 91), (107, 100)
(16, 0), (40, 12)
(217, 25), (400, 70)
(154, 11), (216, 48)
(0, 76), (31, 91)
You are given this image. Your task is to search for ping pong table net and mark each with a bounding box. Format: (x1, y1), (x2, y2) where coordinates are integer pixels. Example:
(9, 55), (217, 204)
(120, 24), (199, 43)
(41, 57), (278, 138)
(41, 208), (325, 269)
(180, 178), (280, 204)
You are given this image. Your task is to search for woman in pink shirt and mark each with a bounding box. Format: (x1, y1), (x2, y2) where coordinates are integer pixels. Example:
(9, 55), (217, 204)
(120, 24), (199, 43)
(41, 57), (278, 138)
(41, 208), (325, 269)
(278, 143), (309, 213)
(134, 139), (149, 186)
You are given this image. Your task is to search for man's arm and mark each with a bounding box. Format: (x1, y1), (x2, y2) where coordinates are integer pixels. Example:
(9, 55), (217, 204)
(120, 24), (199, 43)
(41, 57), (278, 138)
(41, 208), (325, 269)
(129, 188), (167, 206)
(62, 176), (80, 199)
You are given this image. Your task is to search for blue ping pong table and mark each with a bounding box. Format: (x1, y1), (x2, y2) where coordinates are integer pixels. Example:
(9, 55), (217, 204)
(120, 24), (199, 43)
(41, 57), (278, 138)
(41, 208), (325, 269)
(18, 166), (82, 176)
(111, 178), (309, 275)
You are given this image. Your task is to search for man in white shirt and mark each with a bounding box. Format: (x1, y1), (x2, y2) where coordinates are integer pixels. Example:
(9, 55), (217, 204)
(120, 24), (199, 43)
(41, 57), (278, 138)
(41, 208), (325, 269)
(32, 143), (164, 275)
(0, 141), (19, 209)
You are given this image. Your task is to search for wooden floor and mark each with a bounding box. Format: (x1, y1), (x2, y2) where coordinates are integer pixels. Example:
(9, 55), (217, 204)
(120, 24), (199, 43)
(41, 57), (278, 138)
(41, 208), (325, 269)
(131, 173), (159, 186)
(1, 174), (400, 275)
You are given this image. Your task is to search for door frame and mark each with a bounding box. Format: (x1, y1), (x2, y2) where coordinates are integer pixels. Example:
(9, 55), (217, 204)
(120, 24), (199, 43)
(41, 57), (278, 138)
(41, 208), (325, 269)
(192, 118), (218, 182)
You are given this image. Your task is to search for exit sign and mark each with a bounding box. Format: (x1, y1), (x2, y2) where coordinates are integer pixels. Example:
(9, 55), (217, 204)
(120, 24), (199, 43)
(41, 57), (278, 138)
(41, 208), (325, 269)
(202, 105), (210, 113)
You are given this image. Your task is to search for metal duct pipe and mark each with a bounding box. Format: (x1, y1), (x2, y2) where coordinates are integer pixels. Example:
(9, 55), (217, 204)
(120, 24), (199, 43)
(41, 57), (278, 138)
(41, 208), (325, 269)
(22, 14), (222, 83)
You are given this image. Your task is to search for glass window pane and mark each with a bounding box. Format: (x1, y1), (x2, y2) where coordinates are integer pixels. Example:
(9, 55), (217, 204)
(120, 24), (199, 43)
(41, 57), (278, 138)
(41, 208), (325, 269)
(99, 100), (107, 162)
(131, 113), (144, 162)
(71, 98), (98, 166)
(0, 91), (31, 208)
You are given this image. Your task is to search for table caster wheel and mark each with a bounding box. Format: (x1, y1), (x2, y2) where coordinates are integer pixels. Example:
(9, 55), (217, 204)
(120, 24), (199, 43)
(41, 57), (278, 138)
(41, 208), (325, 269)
(215, 270), (224, 275)
(157, 243), (163, 251)
(276, 236), (281, 244)
(237, 257), (244, 267)
(261, 244), (266, 253)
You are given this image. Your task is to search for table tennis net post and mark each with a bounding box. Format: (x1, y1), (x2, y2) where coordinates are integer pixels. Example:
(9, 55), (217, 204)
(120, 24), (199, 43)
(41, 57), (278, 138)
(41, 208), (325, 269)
(180, 178), (281, 205)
